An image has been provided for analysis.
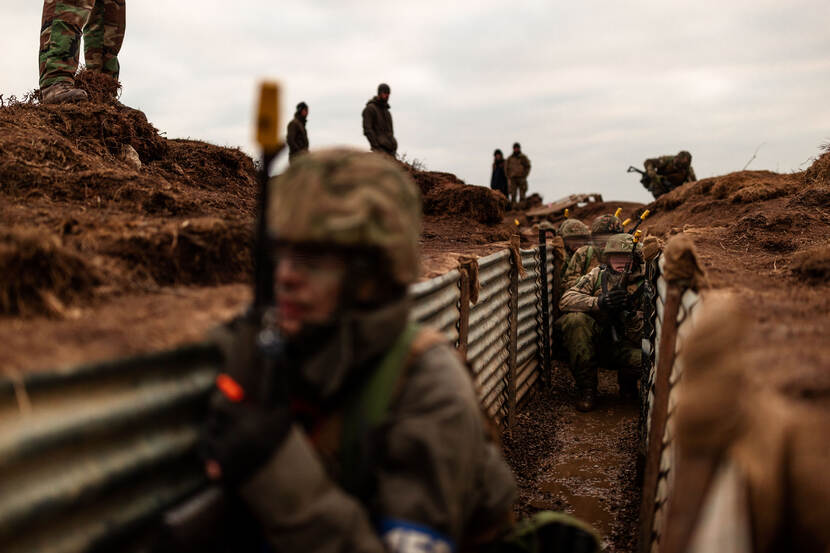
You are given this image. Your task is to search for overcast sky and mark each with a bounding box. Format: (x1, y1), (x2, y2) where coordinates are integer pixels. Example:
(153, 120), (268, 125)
(4, 1), (830, 203)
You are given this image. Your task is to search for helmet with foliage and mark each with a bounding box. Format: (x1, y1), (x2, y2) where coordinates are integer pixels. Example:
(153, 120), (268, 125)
(558, 218), (590, 238)
(267, 148), (422, 285)
(590, 214), (624, 235)
(604, 233), (636, 256)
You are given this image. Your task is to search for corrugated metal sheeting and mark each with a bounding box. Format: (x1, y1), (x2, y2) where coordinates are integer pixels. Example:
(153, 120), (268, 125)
(0, 243), (558, 553)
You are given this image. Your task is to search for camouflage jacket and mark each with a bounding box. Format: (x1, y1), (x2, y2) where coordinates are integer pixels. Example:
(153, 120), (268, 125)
(505, 153), (531, 179)
(559, 265), (645, 343)
(644, 155), (696, 190)
(562, 245), (600, 290)
(238, 298), (515, 552)
(362, 97), (397, 155)
(287, 115), (309, 159)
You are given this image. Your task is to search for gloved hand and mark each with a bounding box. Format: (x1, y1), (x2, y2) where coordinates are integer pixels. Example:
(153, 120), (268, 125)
(200, 392), (293, 487)
(597, 289), (628, 312)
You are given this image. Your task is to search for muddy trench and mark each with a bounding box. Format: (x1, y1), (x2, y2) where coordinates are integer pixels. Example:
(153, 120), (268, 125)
(503, 363), (642, 553)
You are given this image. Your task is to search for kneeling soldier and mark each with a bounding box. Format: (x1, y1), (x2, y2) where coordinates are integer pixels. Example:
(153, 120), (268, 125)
(556, 234), (644, 412)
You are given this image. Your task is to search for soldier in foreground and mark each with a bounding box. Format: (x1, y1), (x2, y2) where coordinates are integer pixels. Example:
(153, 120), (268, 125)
(556, 234), (644, 412)
(38, 0), (126, 104)
(505, 142), (531, 204)
(286, 101), (309, 163)
(199, 149), (599, 553)
(562, 214), (624, 290)
(362, 83), (397, 156)
(634, 150), (697, 198)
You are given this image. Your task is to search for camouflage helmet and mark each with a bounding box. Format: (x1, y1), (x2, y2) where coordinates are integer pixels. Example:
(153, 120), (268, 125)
(267, 148), (422, 285)
(675, 150), (692, 167)
(558, 218), (590, 238)
(590, 214), (624, 235)
(604, 233), (636, 256)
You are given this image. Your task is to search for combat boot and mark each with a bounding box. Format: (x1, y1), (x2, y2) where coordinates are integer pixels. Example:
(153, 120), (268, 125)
(41, 82), (88, 104)
(575, 388), (596, 412)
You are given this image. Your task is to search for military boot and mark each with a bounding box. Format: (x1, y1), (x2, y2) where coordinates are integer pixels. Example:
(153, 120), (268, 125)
(575, 387), (596, 412)
(41, 82), (88, 104)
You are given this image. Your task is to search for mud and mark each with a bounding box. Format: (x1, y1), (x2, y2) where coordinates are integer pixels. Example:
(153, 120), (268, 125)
(503, 367), (641, 552)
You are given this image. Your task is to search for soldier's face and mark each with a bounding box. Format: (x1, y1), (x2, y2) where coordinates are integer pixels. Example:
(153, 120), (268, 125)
(274, 247), (347, 337)
(379, 92), (390, 101)
(301, 108), (308, 118)
(607, 253), (632, 273)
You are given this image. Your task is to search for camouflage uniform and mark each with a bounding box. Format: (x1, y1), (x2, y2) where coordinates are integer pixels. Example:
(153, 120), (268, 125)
(643, 151), (696, 198)
(505, 151), (531, 203)
(562, 245), (600, 290)
(557, 218), (590, 284)
(556, 235), (644, 401)
(286, 112), (309, 163)
(39, 0), (126, 89)
(216, 150), (517, 553)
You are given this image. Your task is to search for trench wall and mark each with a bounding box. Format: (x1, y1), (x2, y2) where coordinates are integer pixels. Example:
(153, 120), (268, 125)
(0, 242), (556, 553)
(638, 256), (704, 553)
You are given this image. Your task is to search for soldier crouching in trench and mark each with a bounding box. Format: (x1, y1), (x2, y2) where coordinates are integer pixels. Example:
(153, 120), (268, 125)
(556, 234), (644, 412)
(188, 149), (600, 553)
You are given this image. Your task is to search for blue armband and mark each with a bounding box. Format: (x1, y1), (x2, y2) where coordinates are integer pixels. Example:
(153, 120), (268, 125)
(379, 518), (454, 553)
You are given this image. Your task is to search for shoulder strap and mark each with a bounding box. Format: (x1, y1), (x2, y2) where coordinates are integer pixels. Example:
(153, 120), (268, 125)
(339, 321), (423, 494)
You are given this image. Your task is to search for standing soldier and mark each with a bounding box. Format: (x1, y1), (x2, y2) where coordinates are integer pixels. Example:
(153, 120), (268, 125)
(556, 234), (644, 412)
(562, 214), (624, 290)
(641, 150), (696, 198)
(286, 101), (309, 163)
(505, 142), (531, 205)
(38, 0), (127, 104)
(362, 83), (397, 156)
(490, 149), (508, 198)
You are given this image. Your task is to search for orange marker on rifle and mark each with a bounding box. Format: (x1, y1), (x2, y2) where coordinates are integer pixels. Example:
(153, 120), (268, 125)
(216, 373), (245, 403)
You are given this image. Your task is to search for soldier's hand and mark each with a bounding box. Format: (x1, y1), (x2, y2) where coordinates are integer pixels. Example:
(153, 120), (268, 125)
(200, 392), (292, 487)
(598, 289), (628, 312)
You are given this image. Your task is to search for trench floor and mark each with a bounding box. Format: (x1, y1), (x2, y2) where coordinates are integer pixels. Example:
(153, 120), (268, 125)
(503, 363), (641, 552)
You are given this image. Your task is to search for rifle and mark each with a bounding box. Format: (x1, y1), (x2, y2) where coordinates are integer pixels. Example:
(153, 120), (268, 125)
(606, 230), (642, 344)
(627, 165), (652, 190)
(154, 82), (285, 552)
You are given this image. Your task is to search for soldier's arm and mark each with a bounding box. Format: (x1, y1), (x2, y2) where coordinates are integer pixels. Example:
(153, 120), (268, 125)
(559, 268), (600, 313)
(362, 107), (380, 149)
(687, 166), (697, 182)
(286, 121), (300, 151)
(644, 158), (659, 178)
(562, 250), (584, 290)
(523, 155), (531, 176)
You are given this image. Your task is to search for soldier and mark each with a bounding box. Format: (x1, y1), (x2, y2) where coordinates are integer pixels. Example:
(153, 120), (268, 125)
(556, 234), (643, 412)
(38, 0), (126, 104)
(490, 149), (508, 198)
(557, 218), (591, 283)
(200, 149), (519, 552)
(642, 150), (696, 198)
(286, 101), (309, 163)
(505, 142), (531, 204)
(562, 214), (624, 290)
(362, 83), (397, 156)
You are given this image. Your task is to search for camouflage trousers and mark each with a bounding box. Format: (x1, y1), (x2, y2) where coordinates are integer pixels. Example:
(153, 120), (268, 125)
(39, 0), (126, 88)
(555, 312), (640, 392)
(508, 177), (527, 203)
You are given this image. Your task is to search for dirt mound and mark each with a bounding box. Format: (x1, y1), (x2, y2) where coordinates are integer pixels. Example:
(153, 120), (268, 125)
(402, 163), (509, 225)
(0, 228), (100, 316)
(791, 245), (830, 283)
(0, 72), (259, 316)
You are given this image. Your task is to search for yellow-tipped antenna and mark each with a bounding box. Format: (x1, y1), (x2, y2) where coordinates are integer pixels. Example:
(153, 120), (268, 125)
(514, 219), (520, 226)
(633, 229), (643, 243)
(640, 209), (650, 220)
(256, 81), (282, 154)
(622, 218), (632, 227)
(564, 208), (570, 218)
(614, 207), (622, 218)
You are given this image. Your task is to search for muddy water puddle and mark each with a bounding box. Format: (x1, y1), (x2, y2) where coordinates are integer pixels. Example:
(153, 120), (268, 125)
(504, 368), (642, 552)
